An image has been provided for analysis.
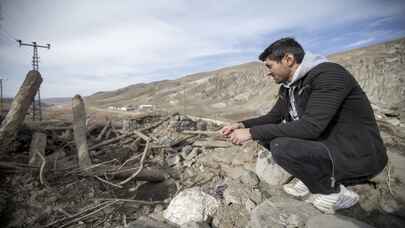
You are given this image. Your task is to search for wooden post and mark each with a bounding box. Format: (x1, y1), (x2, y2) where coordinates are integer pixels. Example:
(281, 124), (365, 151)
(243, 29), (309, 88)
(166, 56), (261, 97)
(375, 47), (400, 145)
(0, 70), (42, 152)
(72, 95), (92, 169)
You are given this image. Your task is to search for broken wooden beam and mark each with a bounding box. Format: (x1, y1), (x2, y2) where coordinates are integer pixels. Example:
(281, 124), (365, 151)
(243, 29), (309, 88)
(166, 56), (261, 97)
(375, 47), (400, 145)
(193, 140), (233, 148)
(88, 166), (166, 182)
(181, 130), (219, 135)
(25, 120), (71, 130)
(45, 126), (73, 131)
(0, 70), (42, 152)
(133, 129), (151, 142)
(89, 132), (135, 151)
(142, 116), (170, 131)
(96, 120), (111, 141)
(72, 95), (92, 169)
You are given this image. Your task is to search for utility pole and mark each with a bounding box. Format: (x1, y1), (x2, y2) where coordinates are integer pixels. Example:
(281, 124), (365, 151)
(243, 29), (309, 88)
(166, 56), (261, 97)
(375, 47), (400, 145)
(0, 78), (3, 114)
(17, 40), (51, 121)
(183, 84), (186, 115)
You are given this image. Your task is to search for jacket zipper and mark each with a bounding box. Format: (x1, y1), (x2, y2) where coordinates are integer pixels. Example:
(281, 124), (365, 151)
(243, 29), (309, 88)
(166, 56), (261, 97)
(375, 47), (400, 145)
(287, 83), (336, 188)
(318, 142), (336, 188)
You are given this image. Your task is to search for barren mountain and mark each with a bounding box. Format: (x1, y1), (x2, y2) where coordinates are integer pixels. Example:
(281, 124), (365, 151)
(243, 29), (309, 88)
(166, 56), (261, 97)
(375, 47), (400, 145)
(86, 37), (405, 122)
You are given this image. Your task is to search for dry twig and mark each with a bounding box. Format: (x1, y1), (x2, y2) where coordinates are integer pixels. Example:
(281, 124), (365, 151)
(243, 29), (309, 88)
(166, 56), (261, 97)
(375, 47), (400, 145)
(119, 140), (150, 185)
(94, 175), (123, 188)
(96, 198), (166, 205)
(386, 159), (394, 196)
(59, 200), (118, 228)
(45, 200), (114, 227)
(118, 153), (143, 170)
(35, 150), (47, 185)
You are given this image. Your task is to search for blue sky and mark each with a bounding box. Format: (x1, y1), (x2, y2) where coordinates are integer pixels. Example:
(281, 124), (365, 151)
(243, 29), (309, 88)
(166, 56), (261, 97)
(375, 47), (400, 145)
(0, 0), (404, 98)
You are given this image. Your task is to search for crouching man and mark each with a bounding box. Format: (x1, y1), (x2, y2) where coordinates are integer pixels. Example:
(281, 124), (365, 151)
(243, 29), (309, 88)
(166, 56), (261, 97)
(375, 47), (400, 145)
(219, 37), (387, 214)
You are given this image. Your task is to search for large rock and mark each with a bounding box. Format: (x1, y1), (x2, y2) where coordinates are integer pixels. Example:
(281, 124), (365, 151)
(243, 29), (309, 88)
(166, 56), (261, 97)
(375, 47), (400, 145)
(164, 187), (219, 225)
(305, 214), (375, 228)
(248, 198), (320, 228)
(255, 147), (291, 186)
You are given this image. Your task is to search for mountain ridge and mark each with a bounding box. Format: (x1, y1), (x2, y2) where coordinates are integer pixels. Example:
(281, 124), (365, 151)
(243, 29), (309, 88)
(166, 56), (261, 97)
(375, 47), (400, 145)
(86, 37), (405, 121)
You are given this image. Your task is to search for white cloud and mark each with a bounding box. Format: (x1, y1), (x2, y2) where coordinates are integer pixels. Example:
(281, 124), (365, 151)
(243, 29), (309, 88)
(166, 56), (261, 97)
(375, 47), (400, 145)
(1, 0), (404, 97)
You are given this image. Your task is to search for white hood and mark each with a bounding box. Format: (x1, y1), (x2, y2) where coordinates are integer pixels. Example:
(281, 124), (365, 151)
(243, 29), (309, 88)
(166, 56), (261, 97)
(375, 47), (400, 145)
(282, 52), (328, 88)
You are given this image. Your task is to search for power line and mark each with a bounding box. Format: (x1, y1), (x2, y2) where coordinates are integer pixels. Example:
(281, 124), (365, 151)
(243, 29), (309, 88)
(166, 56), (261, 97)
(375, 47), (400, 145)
(0, 20), (18, 41)
(0, 27), (16, 41)
(0, 31), (15, 45)
(0, 78), (4, 114)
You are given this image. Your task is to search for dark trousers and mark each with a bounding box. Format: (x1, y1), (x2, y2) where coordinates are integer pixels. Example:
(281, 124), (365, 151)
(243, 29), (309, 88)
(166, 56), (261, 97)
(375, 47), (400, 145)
(260, 137), (340, 194)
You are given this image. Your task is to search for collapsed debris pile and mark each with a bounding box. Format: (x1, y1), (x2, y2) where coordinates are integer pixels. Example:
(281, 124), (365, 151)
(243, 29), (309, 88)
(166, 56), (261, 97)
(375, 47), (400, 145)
(0, 102), (237, 227)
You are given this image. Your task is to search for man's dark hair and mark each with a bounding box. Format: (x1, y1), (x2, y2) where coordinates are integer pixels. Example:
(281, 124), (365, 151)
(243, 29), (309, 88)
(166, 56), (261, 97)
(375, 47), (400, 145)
(259, 37), (305, 63)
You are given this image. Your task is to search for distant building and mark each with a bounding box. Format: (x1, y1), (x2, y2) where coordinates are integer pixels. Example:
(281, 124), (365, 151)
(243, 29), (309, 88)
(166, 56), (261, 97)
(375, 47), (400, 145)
(121, 105), (136, 111)
(108, 106), (120, 110)
(139, 104), (154, 110)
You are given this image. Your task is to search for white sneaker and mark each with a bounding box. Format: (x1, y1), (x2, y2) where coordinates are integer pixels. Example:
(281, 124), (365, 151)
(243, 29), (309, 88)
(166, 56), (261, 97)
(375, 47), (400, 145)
(283, 178), (310, 198)
(306, 184), (359, 214)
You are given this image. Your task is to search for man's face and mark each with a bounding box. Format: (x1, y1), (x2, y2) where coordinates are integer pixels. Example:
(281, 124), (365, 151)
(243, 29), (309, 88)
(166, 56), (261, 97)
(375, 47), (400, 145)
(264, 57), (291, 84)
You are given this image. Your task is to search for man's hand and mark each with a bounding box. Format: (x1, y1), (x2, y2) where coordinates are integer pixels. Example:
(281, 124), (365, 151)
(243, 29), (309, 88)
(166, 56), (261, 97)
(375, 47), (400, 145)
(229, 128), (252, 145)
(219, 122), (244, 137)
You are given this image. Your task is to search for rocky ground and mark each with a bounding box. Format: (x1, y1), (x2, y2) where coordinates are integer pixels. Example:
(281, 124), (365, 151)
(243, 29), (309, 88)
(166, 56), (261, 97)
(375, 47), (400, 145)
(0, 106), (404, 228)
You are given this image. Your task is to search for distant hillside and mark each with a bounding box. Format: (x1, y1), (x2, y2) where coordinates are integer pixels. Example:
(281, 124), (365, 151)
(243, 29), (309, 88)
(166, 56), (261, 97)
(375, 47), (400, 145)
(42, 97), (71, 105)
(86, 37), (405, 121)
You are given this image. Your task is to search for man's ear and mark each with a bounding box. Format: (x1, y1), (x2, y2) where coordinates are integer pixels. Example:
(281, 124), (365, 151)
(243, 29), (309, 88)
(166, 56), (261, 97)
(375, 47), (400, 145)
(284, 54), (296, 67)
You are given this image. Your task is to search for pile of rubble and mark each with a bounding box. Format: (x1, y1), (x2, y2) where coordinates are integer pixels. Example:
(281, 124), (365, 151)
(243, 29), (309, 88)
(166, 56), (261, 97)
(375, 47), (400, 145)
(0, 88), (229, 227)
(0, 108), (231, 227)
